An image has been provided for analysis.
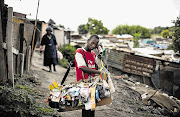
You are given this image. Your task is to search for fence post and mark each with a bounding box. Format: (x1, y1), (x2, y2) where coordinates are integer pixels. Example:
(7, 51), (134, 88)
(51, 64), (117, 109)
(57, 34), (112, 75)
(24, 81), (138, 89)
(19, 53), (24, 76)
(6, 7), (14, 88)
(0, 4), (7, 85)
(27, 46), (31, 70)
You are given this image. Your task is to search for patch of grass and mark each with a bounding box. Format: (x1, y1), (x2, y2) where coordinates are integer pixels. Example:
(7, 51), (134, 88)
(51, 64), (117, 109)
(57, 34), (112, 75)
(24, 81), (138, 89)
(36, 107), (54, 113)
(15, 85), (32, 93)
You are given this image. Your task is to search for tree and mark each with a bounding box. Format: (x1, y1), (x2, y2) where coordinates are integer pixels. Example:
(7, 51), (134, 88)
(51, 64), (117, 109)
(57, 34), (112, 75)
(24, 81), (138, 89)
(150, 26), (174, 38)
(85, 18), (109, 34)
(133, 33), (141, 48)
(78, 24), (88, 34)
(173, 16), (180, 52)
(161, 29), (169, 38)
(112, 25), (150, 38)
(150, 26), (166, 34)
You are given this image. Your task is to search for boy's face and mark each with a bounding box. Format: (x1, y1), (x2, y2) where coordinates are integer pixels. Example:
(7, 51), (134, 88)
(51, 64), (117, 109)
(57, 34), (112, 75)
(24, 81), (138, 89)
(87, 38), (99, 51)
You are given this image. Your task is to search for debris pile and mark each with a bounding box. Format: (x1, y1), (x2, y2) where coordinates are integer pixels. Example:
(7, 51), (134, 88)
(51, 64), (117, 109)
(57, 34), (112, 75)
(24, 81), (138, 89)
(115, 76), (180, 116)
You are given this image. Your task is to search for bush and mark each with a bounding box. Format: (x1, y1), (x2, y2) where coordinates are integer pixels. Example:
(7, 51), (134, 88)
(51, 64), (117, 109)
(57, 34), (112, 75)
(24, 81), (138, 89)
(58, 44), (76, 68)
(58, 58), (69, 68)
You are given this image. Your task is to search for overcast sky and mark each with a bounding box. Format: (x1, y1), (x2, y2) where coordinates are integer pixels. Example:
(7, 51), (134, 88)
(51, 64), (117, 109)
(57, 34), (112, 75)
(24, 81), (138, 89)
(5, 0), (180, 32)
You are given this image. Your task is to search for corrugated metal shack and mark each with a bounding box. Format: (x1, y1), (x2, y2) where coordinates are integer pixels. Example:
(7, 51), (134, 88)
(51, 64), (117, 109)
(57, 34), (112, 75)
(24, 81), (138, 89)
(107, 49), (180, 99)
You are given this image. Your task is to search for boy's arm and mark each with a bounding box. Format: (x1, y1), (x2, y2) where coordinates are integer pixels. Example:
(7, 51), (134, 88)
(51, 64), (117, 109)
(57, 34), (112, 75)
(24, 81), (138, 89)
(80, 67), (101, 74)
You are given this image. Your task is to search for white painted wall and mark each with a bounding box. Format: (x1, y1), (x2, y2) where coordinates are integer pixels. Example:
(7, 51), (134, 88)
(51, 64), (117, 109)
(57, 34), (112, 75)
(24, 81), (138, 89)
(54, 29), (64, 46)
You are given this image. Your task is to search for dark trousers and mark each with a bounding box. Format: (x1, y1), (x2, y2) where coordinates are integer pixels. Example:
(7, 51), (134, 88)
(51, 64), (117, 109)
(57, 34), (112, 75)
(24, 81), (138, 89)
(82, 109), (95, 117)
(49, 64), (56, 70)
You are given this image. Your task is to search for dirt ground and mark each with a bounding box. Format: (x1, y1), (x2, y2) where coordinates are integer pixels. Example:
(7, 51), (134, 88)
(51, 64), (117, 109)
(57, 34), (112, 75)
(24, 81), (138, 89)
(30, 50), (168, 117)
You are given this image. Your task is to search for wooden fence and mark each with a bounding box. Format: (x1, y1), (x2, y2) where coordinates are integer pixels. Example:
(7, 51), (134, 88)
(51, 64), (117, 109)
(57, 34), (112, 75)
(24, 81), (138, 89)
(0, 3), (34, 88)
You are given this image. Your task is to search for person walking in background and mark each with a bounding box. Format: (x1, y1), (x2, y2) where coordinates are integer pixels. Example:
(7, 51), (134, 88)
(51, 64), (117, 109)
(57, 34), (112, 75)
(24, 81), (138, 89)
(74, 34), (101, 117)
(40, 27), (58, 72)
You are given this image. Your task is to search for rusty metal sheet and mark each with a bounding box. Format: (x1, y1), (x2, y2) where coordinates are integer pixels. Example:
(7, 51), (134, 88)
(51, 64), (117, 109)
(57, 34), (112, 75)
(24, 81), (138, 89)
(107, 49), (156, 77)
(107, 49), (124, 70)
(125, 54), (155, 65)
(13, 17), (24, 24)
(123, 54), (156, 77)
(108, 50), (124, 64)
(107, 60), (123, 70)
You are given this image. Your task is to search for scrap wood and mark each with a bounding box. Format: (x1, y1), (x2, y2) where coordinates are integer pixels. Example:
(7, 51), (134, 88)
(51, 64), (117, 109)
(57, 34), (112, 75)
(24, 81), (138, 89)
(124, 80), (180, 115)
(142, 90), (180, 115)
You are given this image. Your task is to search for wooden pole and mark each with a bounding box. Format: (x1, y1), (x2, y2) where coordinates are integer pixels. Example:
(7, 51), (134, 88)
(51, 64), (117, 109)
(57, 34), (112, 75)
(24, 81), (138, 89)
(6, 7), (14, 88)
(30, 0), (40, 67)
(0, 2), (7, 85)
(31, 0), (40, 56)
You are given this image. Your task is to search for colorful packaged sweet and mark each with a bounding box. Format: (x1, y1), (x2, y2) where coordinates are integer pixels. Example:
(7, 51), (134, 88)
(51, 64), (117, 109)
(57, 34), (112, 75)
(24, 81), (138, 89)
(47, 74), (113, 111)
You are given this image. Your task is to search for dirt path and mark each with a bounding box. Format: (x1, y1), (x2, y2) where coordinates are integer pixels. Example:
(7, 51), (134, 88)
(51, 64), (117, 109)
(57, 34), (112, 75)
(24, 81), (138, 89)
(31, 49), (167, 117)
(31, 50), (82, 116)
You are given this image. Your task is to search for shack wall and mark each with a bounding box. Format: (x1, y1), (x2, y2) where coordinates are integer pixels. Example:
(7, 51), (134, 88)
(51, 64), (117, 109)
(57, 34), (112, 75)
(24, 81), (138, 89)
(107, 49), (180, 98)
(54, 29), (64, 46)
